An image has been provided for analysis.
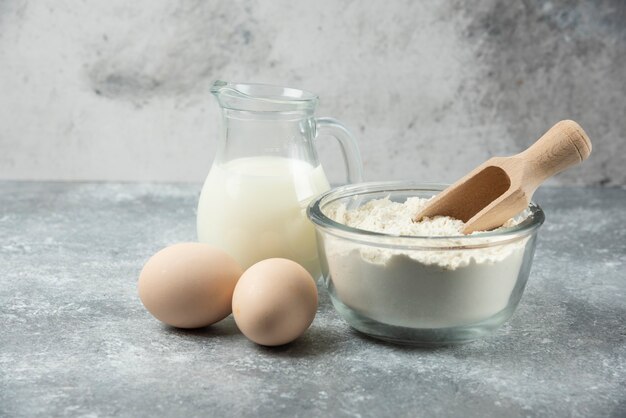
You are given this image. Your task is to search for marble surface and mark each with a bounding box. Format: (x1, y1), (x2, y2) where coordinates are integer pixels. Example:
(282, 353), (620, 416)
(1, 181), (625, 417)
(0, 1), (625, 185)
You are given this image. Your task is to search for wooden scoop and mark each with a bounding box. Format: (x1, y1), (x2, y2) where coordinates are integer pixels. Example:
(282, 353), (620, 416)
(413, 120), (592, 234)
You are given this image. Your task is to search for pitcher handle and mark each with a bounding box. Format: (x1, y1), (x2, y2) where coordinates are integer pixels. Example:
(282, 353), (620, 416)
(314, 117), (364, 183)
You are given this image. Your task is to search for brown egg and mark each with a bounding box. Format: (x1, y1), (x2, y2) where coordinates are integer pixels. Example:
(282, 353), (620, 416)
(138, 243), (243, 328)
(232, 258), (318, 346)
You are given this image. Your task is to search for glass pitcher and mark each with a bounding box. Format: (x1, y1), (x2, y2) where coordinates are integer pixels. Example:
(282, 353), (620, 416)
(197, 81), (363, 278)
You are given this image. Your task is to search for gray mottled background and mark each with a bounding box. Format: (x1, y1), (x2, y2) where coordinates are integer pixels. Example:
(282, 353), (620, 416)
(0, 0), (624, 186)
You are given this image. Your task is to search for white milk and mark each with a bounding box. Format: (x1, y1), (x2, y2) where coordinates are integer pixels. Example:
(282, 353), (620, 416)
(197, 156), (330, 277)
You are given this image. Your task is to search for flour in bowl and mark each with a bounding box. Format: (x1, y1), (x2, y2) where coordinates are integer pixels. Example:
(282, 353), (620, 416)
(326, 196), (524, 270)
(331, 196), (520, 236)
(321, 197), (531, 328)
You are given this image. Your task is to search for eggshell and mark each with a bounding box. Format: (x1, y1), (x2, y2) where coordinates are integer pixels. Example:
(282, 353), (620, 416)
(138, 243), (243, 328)
(232, 258), (318, 346)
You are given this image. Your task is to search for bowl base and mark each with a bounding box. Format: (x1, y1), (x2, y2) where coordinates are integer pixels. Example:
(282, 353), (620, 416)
(329, 294), (515, 346)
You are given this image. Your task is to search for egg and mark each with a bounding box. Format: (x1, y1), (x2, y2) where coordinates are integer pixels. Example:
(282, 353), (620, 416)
(138, 243), (243, 328)
(232, 258), (318, 346)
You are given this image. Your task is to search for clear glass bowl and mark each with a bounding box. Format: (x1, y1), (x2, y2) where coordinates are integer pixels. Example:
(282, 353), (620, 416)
(307, 181), (545, 346)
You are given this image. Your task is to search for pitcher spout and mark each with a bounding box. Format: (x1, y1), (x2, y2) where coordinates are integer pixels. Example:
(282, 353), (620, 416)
(210, 80), (318, 112)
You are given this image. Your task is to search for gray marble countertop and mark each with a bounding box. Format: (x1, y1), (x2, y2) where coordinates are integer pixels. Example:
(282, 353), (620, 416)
(1, 182), (625, 417)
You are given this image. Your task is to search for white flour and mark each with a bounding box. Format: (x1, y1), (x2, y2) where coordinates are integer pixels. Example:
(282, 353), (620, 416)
(323, 197), (529, 328)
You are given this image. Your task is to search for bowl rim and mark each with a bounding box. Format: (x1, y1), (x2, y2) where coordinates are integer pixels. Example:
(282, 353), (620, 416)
(307, 181), (545, 248)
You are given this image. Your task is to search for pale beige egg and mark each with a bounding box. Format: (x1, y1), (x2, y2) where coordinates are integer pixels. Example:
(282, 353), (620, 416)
(138, 243), (243, 328)
(232, 258), (318, 346)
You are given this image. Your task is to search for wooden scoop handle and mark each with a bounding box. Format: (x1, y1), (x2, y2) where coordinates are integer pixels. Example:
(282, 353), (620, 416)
(519, 120), (592, 189)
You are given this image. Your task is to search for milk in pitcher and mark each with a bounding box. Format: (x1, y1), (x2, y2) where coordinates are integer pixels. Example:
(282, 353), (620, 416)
(197, 156), (330, 277)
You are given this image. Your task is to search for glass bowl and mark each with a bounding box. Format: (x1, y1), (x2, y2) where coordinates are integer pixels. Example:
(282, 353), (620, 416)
(307, 181), (545, 346)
